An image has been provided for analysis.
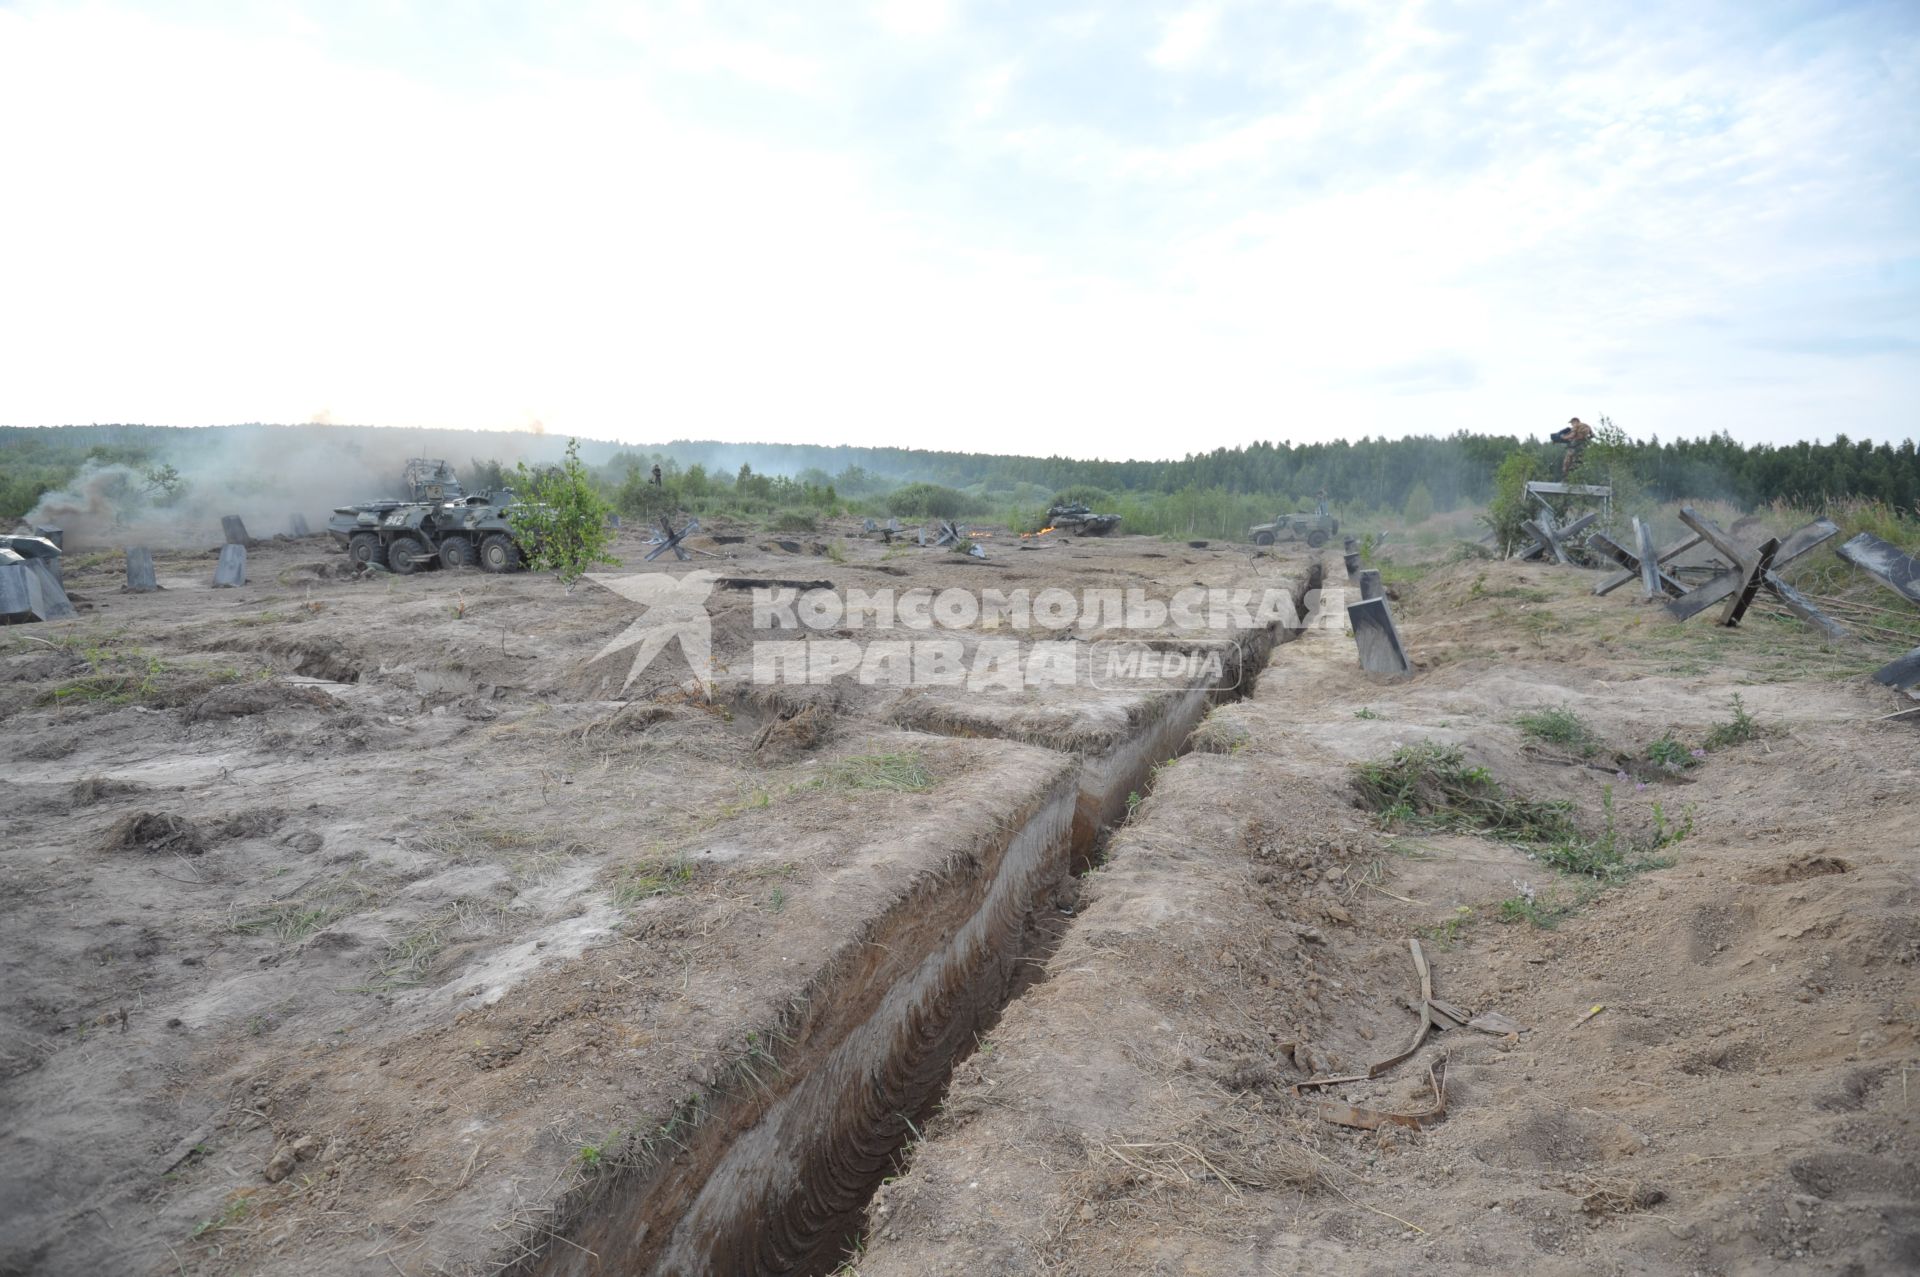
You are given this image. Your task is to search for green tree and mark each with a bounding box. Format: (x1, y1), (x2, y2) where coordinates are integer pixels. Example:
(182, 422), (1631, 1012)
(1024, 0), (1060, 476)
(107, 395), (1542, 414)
(509, 439), (618, 590)
(1481, 451), (1542, 555)
(140, 462), (187, 506)
(1402, 481), (1434, 526)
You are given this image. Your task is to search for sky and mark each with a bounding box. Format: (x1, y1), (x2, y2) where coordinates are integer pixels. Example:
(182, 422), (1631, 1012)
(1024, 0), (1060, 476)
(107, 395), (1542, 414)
(1, 0), (1916, 459)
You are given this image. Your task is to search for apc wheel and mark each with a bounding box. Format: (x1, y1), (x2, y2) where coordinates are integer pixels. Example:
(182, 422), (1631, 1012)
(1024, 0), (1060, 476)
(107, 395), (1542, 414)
(1306, 530), (1328, 549)
(479, 534), (524, 573)
(439, 537), (477, 570)
(348, 533), (386, 567)
(1252, 531), (1276, 547)
(388, 534), (429, 574)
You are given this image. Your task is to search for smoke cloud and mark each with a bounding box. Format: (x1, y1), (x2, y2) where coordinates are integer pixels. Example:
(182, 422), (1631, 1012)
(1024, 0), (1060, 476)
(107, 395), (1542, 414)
(19, 425), (582, 551)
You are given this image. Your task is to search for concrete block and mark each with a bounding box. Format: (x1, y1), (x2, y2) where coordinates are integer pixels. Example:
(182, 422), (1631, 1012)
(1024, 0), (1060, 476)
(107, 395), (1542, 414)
(1347, 596), (1412, 677)
(1343, 551), (1362, 579)
(33, 526), (63, 549)
(126, 547), (159, 592)
(1358, 569), (1383, 601)
(213, 543), (247, 588)
(0, 535), (62, 584)
(1, 552), (75, 622)
(290, 513), (311, 537)
(221, 515), (253, 546)
(28, 560), (75, 619)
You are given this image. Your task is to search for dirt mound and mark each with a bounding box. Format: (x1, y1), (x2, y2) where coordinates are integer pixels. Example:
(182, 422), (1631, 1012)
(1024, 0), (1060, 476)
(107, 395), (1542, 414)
(68, 776), (147, 806)
(2, 649), (83, 684)
(184, 681), (340, 722)
(106, 812), (206, 855)
(1744, 854), (1853, 883)
(752, 701), (832, 761)
(217, 808), (288, 840)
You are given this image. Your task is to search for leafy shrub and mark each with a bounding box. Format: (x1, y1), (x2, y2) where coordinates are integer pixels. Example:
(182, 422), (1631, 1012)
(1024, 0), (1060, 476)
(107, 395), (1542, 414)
(886, 483), (983, 520)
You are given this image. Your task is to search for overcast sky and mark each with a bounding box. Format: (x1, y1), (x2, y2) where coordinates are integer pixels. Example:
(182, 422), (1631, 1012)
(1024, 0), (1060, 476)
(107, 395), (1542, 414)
(2, 0), (1915, 458)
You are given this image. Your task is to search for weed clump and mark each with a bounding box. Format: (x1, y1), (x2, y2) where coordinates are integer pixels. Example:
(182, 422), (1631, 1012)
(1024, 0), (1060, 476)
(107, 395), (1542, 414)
(1516, 705), (1601, 756)
(1356, 743), (1694, 929)
(817, 751), (935, 793)
(1351, 741), (1575, 841)
(1702, 693), (1760, 750)
(613, 853), (696, 903)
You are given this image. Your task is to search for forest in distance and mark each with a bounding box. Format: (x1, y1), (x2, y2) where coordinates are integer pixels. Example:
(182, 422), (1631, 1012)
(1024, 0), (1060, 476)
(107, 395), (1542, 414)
(5, 421), (1918, 545)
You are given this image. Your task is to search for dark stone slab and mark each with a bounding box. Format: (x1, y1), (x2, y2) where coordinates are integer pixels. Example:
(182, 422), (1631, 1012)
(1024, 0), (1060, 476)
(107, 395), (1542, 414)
(213, 543), (247, 588)
(221, 515), (253, 546)
(1348, 596), (1412, 676)
(126, 547), (159, 593)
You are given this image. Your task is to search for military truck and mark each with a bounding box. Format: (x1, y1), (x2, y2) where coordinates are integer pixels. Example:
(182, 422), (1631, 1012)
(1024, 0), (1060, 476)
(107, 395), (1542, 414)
(327, 459), (531, 574)
(1248, 501), (1338, 548)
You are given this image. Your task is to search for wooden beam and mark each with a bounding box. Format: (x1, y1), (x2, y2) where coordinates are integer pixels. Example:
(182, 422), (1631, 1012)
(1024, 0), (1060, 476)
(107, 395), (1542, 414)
(1596, 530), (1701, 596)
(1760, 573), (1852, 642)
(1634, 517), (1661, 600)
(1872, 645), (1920, 692)
(1665, 518), (1840, 622)
(1836, 532), (1920, 606)
(1523, 518), (1568, 566)
(1721, 537), (1778, 626)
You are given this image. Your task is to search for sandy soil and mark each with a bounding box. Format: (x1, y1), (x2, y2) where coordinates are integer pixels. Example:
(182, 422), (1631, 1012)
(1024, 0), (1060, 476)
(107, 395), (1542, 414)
(0, 523), (1305, 1276)
(851, 555), (1920, 1277)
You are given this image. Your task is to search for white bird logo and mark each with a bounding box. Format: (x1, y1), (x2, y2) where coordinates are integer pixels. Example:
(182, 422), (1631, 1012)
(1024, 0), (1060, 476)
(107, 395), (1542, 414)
(585, 570), (721, 694)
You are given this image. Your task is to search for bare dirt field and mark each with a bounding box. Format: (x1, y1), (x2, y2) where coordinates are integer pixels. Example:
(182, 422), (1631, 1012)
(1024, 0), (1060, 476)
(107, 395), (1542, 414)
(3, 523), (1915, 1277)
(0, 523), (1310, 1276)
(851, 553), (1920, 1277)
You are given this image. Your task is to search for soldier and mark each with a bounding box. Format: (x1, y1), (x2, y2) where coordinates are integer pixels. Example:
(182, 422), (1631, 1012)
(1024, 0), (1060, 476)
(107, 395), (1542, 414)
(650, 464), (663, 488)
(1550, 417), (1594, 476)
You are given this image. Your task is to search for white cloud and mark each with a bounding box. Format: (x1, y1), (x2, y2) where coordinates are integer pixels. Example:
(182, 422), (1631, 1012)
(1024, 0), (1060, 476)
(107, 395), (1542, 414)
(1150, 4), (1220, 70)
(873, 0), (956, 40)
(0, 0), (1913, 455)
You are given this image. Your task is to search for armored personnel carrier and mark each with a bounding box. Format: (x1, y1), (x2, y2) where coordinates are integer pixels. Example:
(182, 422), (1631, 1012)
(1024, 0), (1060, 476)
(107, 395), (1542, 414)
(327, 459), (530, 573)
(1248, 500), (1338, 548)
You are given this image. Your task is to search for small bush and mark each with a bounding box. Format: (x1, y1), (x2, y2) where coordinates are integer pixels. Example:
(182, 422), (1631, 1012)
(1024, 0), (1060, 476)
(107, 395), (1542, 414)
(1702, 693), (1759, 750)
(1645, 734), (1700, 774)
(1051, 485), (1114, 508)
(1402, 482), (1434, 525)
(1351, 742), (1576, 841)
(885, 483), (983, 520)
(1516, 706), (1601, 756)
(768, 509), (818, 533)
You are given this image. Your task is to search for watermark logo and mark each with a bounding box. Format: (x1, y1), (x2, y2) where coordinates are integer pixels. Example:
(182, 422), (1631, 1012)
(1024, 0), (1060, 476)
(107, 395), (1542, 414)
(589, 576), (1346, 693)
(587, 570), (720, 694)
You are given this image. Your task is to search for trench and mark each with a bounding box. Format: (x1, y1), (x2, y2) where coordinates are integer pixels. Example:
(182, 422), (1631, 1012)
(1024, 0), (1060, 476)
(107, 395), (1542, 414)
(514, 565), (1319, 1277)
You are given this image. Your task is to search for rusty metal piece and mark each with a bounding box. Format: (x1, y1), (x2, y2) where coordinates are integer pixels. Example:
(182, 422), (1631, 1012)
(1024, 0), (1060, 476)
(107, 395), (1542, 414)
(1318, 1059), (1449, 1131)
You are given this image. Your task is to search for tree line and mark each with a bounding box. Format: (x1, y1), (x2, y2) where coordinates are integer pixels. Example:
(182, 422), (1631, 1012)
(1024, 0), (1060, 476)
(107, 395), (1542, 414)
(5, 423), (1917, 526)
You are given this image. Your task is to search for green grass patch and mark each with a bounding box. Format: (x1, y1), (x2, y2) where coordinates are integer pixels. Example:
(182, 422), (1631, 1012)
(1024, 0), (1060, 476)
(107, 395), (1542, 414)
(613, 853), (696, 904)
(1515, 705), (1602, 756)
(1356, 743), (1691, 927)
(1352, 741), (1577, 841)
(816, 751), (936, 793)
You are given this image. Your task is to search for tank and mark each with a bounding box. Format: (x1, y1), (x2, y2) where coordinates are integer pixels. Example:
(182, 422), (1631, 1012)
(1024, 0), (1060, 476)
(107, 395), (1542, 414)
(1043, 502), (1122, 537)
(326, 460), (530, 574)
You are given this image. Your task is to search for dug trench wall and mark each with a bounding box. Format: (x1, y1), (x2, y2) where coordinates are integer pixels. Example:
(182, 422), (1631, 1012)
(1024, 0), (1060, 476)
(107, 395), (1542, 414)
(515, 565), (1319, 1275)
